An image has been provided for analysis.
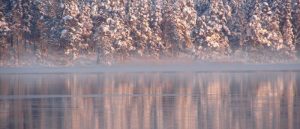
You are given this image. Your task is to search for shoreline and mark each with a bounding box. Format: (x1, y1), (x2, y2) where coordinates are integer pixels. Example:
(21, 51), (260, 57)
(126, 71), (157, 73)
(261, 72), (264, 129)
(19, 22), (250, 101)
(1, 63), (300, 74)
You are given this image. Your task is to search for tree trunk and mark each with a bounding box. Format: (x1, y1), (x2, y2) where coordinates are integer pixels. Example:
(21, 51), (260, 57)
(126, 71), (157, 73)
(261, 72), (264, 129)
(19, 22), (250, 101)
(41, 39), (44, 61)
(296, 39), (300, 57)
(24, 35), (27, 51)
(0, 45), (2, 64)
(96, 47), (100, 64)
(16, 37), (20, 65)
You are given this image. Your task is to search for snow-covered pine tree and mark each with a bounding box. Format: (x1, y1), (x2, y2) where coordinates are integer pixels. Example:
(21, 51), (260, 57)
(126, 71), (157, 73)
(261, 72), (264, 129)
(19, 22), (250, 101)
(160, 0), (181, 56)
(193, 0), (231, 59)
(247, 2), (279, 49)
(60, 0), (82, 60)
(293, 0), (300, 55)
(78, 4), (93, 53)
(10, 0), (24, 64)
(282, 0), (294, 53)
(175, 0), (197, 52)
(148, 0), (165, 57)
(93, 0), (129, 64)
(0, 6), (10, 63)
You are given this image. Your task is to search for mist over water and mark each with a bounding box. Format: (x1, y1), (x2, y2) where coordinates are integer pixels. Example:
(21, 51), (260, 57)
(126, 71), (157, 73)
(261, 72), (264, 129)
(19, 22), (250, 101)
(0, 72), (300, 129)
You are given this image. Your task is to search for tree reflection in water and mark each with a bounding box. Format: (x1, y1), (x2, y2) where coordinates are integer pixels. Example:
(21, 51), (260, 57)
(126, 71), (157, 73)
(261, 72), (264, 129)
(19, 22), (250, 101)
(0, 72), (299, 129)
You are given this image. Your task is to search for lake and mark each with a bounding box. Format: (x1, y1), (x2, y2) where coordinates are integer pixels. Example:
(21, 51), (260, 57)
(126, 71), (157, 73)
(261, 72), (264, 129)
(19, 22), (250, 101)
(0, 72), (300, 129)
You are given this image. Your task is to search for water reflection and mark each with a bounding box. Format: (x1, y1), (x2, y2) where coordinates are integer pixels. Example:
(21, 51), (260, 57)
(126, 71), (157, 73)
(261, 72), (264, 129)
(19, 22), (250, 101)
(0, 72), (300, 129)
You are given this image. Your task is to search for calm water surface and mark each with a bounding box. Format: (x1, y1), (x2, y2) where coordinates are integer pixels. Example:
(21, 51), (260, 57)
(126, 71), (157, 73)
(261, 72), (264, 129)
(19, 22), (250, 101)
(0, 72), (300, 129)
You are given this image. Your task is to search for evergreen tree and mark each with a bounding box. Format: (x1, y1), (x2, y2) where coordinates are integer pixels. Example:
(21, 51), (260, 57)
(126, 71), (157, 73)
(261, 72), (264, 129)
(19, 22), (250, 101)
(0, 8), (10, 63)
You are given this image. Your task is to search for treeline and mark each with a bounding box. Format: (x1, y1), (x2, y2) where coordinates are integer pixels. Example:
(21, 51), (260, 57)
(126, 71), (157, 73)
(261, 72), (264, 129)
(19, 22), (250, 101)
(0, 0), (300, 66)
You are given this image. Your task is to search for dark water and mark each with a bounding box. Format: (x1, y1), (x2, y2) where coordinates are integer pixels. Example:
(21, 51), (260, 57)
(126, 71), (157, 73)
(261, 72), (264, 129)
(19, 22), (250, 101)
(0, 72), (300, 129)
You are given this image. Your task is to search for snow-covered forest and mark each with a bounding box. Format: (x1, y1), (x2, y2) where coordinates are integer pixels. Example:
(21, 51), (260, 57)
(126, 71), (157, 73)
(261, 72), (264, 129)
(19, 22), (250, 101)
(0, 0), (300, 66)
